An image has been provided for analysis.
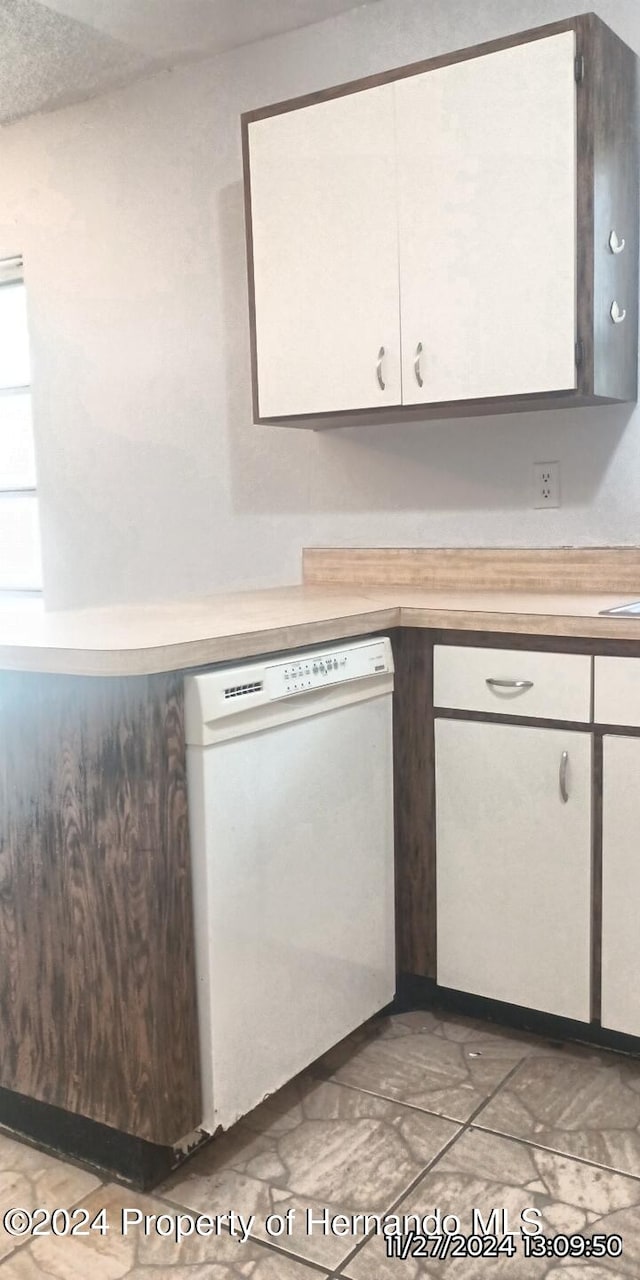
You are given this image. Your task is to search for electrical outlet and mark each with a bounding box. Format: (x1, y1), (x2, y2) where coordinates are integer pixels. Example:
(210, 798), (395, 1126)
(533, 461), (560, 509)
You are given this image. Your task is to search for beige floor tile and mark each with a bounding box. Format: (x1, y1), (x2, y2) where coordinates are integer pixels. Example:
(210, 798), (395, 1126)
(475, 1051), (640, 1178)
(0, 1183), (326, 1278)
(343, 1128), (640, 1278)
(313, 1010), (570, 1122)
(162, 1075), (459, 1270)
(0, 1132), (101, 1263)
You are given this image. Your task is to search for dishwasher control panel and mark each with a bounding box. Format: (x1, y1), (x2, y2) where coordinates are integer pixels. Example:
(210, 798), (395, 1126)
(265, 639), (392, 699)
(184, 637), (394, 744)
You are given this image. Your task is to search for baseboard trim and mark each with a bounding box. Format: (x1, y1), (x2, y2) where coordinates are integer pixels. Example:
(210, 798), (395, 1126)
(395, 973), (640, 1057)
(0, 1087), (178, 1189)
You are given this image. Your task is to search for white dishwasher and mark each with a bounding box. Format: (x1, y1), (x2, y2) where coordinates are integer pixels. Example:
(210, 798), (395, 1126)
(184, 636), (395, 1133)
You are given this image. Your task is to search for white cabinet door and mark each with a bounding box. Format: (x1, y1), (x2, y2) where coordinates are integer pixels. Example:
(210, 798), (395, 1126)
(396, 32), (577, 405)
(436, 719), (591, 1020)
(248, 86), (401, 418)
(602, 736), (640, 1036)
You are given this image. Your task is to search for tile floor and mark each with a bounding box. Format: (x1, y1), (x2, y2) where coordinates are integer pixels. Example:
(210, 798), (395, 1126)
(1, 1009), (640, 1276)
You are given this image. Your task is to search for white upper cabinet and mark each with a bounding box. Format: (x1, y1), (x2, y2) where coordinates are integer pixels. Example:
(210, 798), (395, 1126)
(243, 15), (638, 424)
(247, 85), (401, 418)
(395, 33), (577, 404)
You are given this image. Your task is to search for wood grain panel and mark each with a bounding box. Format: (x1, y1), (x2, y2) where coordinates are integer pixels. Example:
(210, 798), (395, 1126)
(429, 628), (640, 657)
(0, 672), (200, 1146)
(575, 14), (594, 398)
(589, 15), (639, 402)
(255, 391), (621, 429)
(392, 629), (435, 978)
(303, 547), (640, 594)
(400, 607), (640, 643)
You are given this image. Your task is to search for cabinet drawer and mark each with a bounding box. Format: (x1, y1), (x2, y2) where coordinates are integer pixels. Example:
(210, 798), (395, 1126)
(434, 646), (592, 721)
(595, 657), (640, 726)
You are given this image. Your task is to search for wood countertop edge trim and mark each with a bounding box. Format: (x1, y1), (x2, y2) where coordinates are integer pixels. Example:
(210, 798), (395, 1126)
(397, 606), (640, 641)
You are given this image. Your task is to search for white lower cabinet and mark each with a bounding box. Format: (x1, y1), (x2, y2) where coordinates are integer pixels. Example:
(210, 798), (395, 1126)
(602, 736), (640, 1036)
(436, 718), (592, 1021)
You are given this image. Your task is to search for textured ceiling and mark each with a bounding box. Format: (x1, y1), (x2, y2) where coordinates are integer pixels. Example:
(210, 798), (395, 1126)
(0, 0), (371, 125)
(0, 0), (147, 123)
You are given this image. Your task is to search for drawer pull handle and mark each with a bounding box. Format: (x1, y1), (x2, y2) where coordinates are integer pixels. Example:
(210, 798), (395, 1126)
(609, 229), (626, 254)
(560, 750), (570, 803)
(376, 346), (386, 391)
(610, 300), (627, 324)
(485, 678), (534, 692)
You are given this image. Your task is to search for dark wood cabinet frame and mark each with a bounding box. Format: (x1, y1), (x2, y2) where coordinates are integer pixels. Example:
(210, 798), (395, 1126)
(0, 671), (201, 1180)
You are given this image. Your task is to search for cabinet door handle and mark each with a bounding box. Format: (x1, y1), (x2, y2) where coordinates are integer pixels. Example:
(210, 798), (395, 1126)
(485, 678), (534, 691)
(609, 229), (626, 254)
(560, 750), (570, 803)
(610, 300), (627, 324)
(414, 341), (424, 388)
(376, 346), (386, 391)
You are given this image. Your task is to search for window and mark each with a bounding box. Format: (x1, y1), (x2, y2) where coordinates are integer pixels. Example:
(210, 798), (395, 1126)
(0, 257), (42, 593)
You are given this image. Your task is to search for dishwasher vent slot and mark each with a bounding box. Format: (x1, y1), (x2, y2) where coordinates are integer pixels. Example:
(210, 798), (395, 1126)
(224, 681), (263, 700)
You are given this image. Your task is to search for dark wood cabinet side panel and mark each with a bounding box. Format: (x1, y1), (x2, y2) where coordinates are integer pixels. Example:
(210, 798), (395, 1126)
(242, 116), (261, 426)
(0, 673), (200, 1146)
(392, 630), (435, 978)
(430, 630), (640, 658)
(590, 15), (639, 402)
(575, 13), (595, 397)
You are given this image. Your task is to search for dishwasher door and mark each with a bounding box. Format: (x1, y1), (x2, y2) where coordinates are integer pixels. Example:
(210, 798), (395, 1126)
(187, 690), (394, 1133)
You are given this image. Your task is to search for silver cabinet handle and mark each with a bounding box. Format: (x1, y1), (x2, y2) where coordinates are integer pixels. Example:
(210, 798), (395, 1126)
(560, 750), (569, 803)
(609, 229), (626, 254)
(414, 341), (424, 388)
(611, 300), (627, 324)
(485, 678), (534, 691)
(376, 346), (386, 391)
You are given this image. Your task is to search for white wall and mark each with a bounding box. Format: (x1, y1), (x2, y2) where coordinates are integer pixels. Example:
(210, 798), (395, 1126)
(0, 0), (639, 608)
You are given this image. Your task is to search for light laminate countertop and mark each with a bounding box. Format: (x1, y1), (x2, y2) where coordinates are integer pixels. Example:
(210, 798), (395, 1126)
(2, 584), (640, 676)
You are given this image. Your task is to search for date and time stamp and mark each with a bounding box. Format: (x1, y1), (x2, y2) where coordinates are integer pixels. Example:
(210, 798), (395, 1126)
(385, 1230), (623, 1263)
(0, 1203), (625, 1262)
